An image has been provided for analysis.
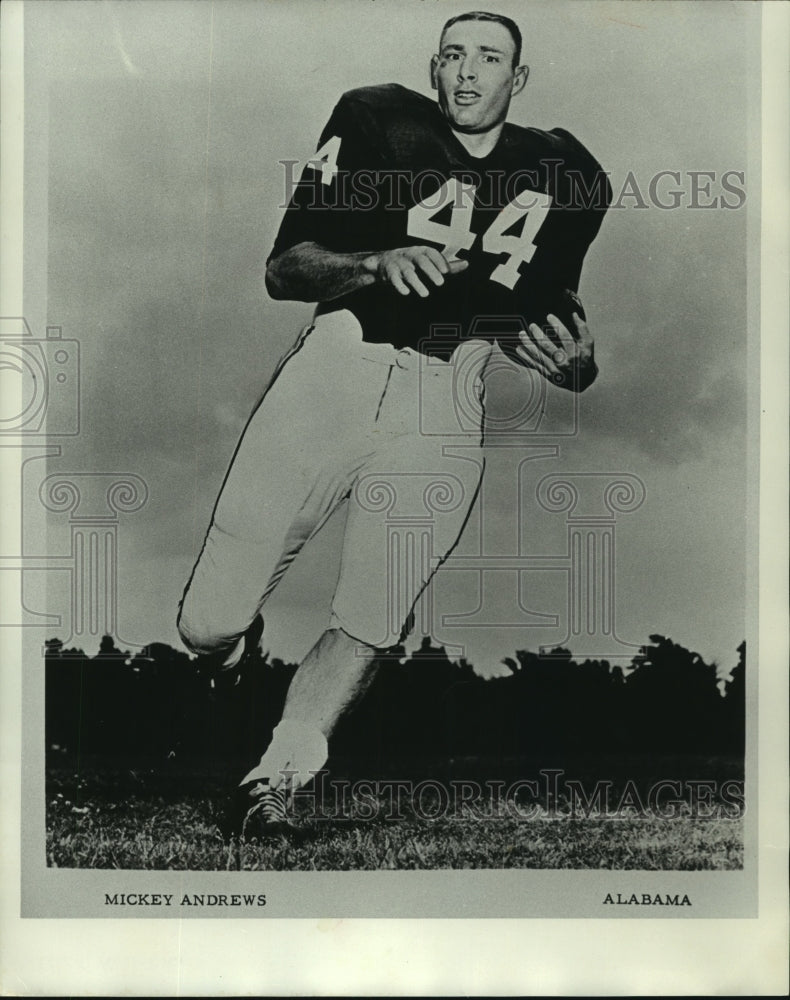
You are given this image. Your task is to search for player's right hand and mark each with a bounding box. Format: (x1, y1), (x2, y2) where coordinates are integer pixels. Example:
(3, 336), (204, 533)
(365, 246), (468, 298)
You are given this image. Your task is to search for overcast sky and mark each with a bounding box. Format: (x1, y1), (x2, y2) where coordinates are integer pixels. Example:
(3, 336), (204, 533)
(29, 0), (757, 677)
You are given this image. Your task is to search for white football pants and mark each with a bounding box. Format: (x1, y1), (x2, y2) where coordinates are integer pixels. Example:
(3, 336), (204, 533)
(178, 309), (491, 655)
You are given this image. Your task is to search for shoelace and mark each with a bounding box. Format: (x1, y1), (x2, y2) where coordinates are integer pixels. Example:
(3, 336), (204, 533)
(241, 785), (288, 838)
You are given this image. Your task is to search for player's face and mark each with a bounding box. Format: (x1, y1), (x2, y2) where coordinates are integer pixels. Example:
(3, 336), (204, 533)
(431, 21), (527, 135)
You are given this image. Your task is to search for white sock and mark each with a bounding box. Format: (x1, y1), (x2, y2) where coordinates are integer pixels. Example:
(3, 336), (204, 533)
(240, 719), (328, 791)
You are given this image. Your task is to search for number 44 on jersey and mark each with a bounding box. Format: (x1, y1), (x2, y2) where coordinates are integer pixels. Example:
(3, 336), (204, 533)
(306, 138), (553, 291)
(407, 178), (553, 290)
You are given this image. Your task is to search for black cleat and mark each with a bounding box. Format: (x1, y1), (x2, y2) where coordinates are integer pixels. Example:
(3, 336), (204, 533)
(219, 779), (293, 842)
(241, 783), (290, 837)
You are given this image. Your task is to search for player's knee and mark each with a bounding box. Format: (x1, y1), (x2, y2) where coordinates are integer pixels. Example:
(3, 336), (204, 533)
(328, 619), (410, 657)
(176, 605), (205, 655)
(176, 599), (223, 656)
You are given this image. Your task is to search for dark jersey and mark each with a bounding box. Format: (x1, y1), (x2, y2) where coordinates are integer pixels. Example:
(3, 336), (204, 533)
(269, 84), (611, 360)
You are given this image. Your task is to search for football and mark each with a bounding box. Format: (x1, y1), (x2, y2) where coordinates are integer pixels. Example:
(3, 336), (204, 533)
(494, 286), (587, 366)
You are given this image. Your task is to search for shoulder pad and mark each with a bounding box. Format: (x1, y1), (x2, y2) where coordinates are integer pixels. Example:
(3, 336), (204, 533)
(340, 83), (435, 116)
(547, 127), (600, 163)
(503, 123), (608, 184)
(501, 123), (588, 160)
(333, 85), (454, 168)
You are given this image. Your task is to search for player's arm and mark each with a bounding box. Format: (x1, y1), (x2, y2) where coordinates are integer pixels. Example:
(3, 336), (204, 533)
(265, 92), (467, 303)
(516, 138), (610, 393)
(266, 241), (467, 302)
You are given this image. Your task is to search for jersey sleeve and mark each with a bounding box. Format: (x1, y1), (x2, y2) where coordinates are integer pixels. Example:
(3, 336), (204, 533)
(495, 128), (611, 356)
(550, 127), (612, 254)
(267, 93), (385, 263)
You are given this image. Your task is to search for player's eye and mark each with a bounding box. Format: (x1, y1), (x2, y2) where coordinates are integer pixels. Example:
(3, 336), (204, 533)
(483, 54), (501, 63)
(443, 51), (461, 61)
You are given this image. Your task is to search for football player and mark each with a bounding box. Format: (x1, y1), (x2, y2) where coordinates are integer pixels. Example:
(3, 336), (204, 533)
(177, 10), (611, 838)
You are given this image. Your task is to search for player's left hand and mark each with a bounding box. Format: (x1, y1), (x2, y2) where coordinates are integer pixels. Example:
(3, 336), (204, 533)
(516, 311), (598, 393)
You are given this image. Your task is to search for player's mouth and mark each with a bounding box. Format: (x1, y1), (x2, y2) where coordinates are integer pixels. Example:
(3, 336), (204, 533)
(453, 90), (481, 105)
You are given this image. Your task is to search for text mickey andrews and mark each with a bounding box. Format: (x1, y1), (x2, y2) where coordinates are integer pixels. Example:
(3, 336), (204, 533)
(104, 892), (267, 908)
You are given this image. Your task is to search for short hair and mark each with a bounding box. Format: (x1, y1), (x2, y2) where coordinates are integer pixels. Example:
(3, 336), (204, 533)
(440, 11), (523, 67)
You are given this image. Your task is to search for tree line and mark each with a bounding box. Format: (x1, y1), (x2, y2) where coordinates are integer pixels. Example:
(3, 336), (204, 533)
(44, 634), (745, 775)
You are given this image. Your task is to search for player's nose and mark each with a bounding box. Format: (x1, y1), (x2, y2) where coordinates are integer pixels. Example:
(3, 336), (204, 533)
(457, 58), (477, 82)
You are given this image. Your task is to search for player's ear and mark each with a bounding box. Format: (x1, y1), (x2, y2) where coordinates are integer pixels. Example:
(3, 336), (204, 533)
(430, 54), (439, 90)
(512, 64), (529, 96)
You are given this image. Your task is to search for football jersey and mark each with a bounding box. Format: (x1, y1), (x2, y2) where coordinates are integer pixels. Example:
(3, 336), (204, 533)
(269, 84), (611, 361)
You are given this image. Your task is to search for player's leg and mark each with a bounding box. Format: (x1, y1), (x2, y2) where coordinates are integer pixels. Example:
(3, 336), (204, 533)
(331, 347), (488, 651)
(225, 626), (384, 839)
(226, 332), (489, 838)
(239, 363), (486, 834)
(281, 628), (380, 734)
(177, 325), (386, 666)
(235, 350), (487, 829)
(242, 347), (487, 791)
(238, 626), (379, 789)
(177, 326), (313, 663)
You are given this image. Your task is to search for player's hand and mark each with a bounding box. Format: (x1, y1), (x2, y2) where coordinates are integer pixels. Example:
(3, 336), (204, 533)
(366, 246), (468, 298)
(516, 311), (598, 393)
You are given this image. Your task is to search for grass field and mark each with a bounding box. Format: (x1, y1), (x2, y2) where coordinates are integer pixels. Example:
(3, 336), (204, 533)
(46, 761), (744, 871)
